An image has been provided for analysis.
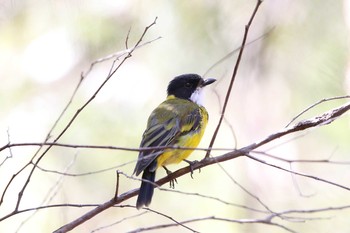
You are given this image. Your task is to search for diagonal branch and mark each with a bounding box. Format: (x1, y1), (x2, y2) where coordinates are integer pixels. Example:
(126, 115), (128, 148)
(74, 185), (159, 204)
(205, 0), (263, 158)
(53, 95), (350, 233)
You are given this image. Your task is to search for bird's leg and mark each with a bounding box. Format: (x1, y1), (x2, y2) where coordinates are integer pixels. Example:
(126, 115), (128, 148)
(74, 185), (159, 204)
(184, 159), (200, 178)
(162, 166), (177, 189)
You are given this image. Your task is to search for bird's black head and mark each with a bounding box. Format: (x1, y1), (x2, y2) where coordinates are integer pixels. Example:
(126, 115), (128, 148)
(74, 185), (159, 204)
(167, 74), (216, 102)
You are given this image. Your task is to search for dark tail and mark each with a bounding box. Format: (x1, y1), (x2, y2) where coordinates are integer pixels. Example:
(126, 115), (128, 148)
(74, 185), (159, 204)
(136, 170), (156, 209)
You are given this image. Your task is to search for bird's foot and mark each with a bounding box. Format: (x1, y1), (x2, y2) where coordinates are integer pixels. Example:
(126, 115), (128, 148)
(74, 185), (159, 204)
(184, 159), (200, 178)
(162, 166), (177, 189)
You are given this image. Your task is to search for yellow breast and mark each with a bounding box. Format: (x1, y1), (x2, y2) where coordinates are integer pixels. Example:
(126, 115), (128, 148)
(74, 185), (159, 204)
(156, 106), (208, 167)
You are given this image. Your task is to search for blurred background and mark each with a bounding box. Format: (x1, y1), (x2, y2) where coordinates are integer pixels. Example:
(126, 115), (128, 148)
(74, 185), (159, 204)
(1, 0), (350, 232)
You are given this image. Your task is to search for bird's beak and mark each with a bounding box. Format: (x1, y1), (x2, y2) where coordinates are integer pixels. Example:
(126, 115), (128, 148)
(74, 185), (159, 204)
(202, 78), (216, 86)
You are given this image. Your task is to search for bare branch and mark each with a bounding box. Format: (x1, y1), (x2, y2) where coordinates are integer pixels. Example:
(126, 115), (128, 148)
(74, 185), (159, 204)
(214, 162), (274, 213)
(0, 16), (159, 220)
(0, 71), (85, 206)
(246, 154), (350, 191)
(285, 95), (350, 127)
(127, 215), (297, 233)
(0, 128), (13, 166)
(16, 154), (78, 232)
(202, 26), (275, 77)
(0, 142), (235, 153)
(90, 211), (148, 233)
(51, 80), (350, 233)
(205, 0), (263, 158)
(2, 2), (349, 232)
(81, 36), (161, 79)
(252, 150), (350, 165)
(114, 171), (120, 200)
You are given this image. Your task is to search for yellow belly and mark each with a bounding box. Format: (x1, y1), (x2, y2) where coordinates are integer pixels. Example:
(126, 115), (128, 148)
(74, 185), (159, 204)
(156, 107), (208, 167)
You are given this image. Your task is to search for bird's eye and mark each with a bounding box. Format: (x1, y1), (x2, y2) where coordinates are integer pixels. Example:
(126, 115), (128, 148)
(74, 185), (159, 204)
(185, 82), (192, 88)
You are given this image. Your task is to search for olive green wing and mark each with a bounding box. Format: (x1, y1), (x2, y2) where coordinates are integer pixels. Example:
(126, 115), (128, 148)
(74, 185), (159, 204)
(133, 100), (202, 175)
(133, 106), (180, 176)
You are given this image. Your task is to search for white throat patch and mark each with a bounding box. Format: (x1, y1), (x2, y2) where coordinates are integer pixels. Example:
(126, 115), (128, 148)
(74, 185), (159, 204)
(190, 88), (204, 106)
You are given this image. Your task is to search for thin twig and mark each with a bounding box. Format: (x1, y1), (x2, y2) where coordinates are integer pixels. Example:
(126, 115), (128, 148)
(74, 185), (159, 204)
(7, 17), (158, 213)
(252, 150), (350, 165)
(15, 154), (78, 232)
(125, 26), (132, 49)
(285, 95), (350, 127)
(215, 162), (275, 213)
(127, 215), (297, 233)
(205, 0), (263, 158)
(81, 36), (161, 78)
(203, 26), (275, 77)
(246, 154), (350, 191)
(90, 211), (148, 233)
(0, 128), (13, 166)
(0, 142), (237, 153)
(140, 207), (199, 233)
(0, 76), (85, 206)
(114, 171), (120, 201)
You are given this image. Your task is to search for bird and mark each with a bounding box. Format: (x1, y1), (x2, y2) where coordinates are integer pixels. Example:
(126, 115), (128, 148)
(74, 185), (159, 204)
(133, 73), (216, 209)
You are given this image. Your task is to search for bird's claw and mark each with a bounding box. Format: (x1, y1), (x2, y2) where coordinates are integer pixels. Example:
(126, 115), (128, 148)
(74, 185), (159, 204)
(163, 166), (177, 189)
(184, 159), (200, 178)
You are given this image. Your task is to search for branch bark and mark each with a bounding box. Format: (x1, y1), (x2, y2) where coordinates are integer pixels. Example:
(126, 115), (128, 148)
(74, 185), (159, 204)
(53, 100), (350, 233)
